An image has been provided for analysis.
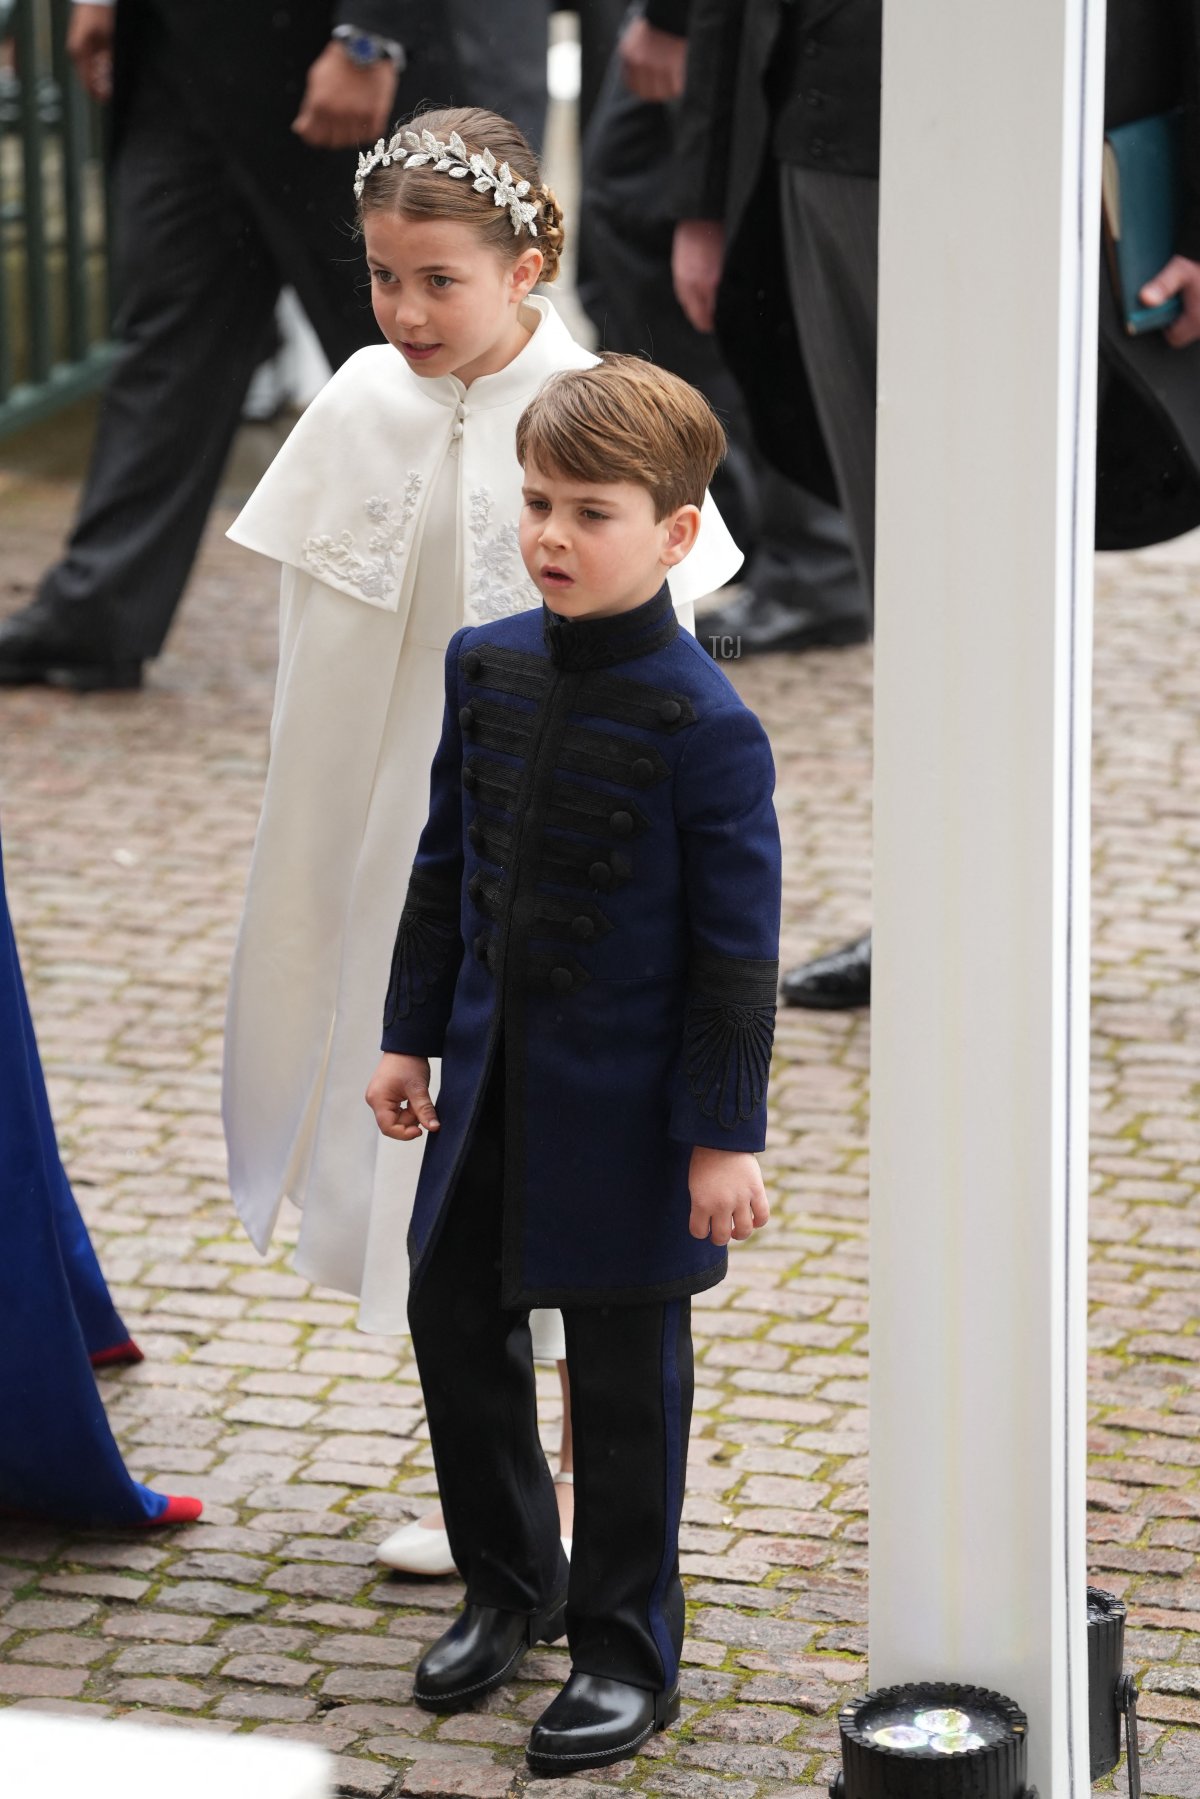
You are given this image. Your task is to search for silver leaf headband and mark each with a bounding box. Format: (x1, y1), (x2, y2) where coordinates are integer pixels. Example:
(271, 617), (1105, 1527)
(355, 126), (541, 237)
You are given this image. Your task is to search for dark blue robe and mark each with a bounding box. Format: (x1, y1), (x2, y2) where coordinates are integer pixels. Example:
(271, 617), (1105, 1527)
(381, 587), (781, 1307)
(0, 826), (188, 1526)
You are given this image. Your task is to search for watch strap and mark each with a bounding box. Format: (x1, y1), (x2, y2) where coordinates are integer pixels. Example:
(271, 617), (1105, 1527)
(332, 24), (406, 68)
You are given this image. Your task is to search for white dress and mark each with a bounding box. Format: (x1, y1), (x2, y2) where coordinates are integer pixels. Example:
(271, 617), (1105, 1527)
(222, 296), (743, 1337)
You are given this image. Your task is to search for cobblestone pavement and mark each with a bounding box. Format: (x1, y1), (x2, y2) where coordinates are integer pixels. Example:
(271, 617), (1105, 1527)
(1, 470), (1199, 1797)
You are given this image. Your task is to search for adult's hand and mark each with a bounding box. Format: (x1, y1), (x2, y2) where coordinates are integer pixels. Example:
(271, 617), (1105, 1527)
(1140, 255), (1200, 348)
(292, 41), (398, 149)
(672, 218), (726, 334)
(618, 15), (687, 102)
(67, 3), (115, 104)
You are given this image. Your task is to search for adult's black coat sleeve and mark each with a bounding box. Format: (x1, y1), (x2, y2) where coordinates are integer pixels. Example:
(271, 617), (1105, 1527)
(1097, 0), (1200, 547)
(1105, 0), (1200, 258)
(673, 0), (747, 220)
(333, 1), (418, 42)
(644, 0), (691, 38)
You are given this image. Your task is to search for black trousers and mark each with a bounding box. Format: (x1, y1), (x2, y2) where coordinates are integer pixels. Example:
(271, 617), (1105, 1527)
(408, 1064), (694, 1691)
(33, 19), (411, 663)
(578, 54), (868, 628)
(778, 166), (880, 605)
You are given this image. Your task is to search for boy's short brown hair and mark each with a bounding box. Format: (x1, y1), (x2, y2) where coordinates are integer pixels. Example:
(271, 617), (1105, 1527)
(515, 354), (727, 520)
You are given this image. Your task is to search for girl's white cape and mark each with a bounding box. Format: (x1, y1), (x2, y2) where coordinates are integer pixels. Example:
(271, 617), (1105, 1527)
(222, 296), (742, 1333)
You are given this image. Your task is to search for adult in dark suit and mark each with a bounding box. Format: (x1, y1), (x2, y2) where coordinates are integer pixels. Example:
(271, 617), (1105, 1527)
(674, 0), (1200, 1011)
(672, 0), (881, 606)
(579, 2), (870, 654)
(1096, 0), (1200, 549)
(0, 0), (456, 691)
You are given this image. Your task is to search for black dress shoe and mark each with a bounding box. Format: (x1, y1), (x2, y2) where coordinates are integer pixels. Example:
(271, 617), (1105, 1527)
(46, 661), (143, 692)
(698, 589), (870, 660)
(413, 1594), (567, 1712)
(781, 932), (872, 1010)
(0, 611), (142, 692)
(526, 1671), (681, 1773)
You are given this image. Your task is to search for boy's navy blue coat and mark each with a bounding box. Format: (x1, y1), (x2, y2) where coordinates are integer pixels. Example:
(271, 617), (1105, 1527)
(381, 586), (782, 1308)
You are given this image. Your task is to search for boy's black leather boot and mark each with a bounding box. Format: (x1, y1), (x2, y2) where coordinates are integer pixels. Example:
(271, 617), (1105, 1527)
(413, 1596), (568, 1713)
(525, 1671), (682, 1772)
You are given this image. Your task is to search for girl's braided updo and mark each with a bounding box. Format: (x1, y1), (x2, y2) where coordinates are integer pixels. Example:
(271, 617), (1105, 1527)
(357, 106), (565, 285)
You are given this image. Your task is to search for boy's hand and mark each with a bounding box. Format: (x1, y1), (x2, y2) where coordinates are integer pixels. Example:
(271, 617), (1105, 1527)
(688, 1147), (770, 1246)
(366, 1054), (439, 1140)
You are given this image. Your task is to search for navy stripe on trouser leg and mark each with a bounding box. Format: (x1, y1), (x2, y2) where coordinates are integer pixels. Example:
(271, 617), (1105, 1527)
(564, 1298), (694, 1689)
(407, 1063), (565, 1615)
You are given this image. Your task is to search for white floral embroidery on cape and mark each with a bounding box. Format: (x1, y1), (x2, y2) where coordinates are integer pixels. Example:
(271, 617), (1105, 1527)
(467, 487), (541, 624)
(302, 475), (423, 603)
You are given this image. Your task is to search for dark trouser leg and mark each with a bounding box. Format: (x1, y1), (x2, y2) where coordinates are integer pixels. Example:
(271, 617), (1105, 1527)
(580, 61), (866, 628)
(778, 166), (880, 607)
(776, 166), (879, 989)
(745, 467), (867, 626)
(29, 12), (402, 667)
(576, 0), (628, 138)
(32, 43), (282, 662)
(238, 91), (420, 372)
(407, 1080), (564, 1615)
(565, 1298), (694, 1691)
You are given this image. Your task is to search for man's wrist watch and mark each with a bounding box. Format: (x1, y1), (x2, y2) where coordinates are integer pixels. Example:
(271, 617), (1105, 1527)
(332, 24), (406, 69)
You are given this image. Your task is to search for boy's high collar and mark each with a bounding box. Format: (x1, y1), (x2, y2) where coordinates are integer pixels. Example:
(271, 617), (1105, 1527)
(541, 584), (677, 672)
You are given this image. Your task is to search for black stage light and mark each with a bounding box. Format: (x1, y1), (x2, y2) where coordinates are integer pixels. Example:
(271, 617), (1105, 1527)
(1088, 1588), (1140, 1798)
(831, 1682), (1033, 1799)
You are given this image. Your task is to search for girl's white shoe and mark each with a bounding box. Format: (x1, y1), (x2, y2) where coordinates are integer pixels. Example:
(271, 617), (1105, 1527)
(375, 1519), (458, 1576)
(377, 1470), (574, 1574)
(556, 1468), (573, 1561)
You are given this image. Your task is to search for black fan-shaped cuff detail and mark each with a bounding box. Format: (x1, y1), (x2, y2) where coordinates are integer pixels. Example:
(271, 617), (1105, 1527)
(683, 950), (779, 1129)
(382, 870), (461, 1029)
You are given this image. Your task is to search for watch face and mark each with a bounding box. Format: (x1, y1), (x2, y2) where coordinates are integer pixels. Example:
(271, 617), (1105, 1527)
(349, 33), (378, 63)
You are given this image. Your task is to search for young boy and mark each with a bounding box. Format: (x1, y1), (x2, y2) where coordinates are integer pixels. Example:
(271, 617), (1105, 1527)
(366, 355), (781, 1773)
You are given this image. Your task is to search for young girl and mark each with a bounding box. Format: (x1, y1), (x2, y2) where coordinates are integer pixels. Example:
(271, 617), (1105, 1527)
(222, 106), (741, 1572)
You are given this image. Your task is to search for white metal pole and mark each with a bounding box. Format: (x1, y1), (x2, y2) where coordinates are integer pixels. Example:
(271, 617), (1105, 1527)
(869, 2), (1104, 1793)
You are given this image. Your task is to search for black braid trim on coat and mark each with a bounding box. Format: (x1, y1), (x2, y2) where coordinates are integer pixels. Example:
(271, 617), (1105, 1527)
(470, 870), (614, 944)
(460, 642), (551, 701)
(469, 810), (635, 891)
(463, 755), (521, 813)
(557, 723), (670, 789)
(544, 782), (650, 841)
(460, 697), (536, 761)
(573, 669), (696, 734)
